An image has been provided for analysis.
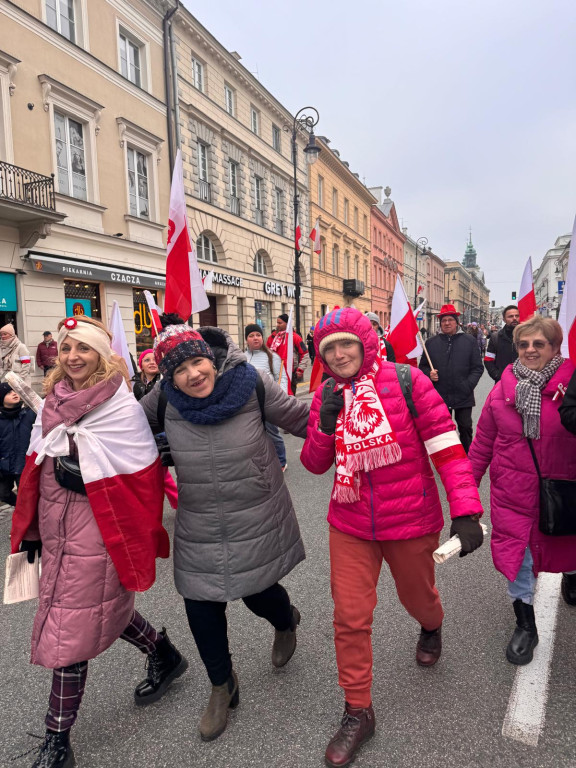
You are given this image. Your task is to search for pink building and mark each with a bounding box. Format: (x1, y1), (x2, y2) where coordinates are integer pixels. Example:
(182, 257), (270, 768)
(369, 187), (405, 327)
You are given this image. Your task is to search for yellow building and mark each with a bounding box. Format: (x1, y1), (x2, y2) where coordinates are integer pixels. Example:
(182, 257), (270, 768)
(308, 137), (376, 321)
(0, 0), (171, 385)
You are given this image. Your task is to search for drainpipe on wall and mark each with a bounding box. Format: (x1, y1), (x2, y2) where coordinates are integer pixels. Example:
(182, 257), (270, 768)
(169, 5), (182, 154)
(163, 3), (179, 173)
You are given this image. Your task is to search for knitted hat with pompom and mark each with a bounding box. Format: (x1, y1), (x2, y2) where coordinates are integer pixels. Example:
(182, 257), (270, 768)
(153, 324), (214, 378)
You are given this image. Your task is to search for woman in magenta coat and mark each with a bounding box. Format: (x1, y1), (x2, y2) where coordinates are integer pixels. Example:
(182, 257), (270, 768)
(469, 315), (576, 667)
(300, 307), (484, 768)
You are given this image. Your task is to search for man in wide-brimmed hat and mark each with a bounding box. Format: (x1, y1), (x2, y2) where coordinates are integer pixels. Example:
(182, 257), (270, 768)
(419, 304), (484, 451)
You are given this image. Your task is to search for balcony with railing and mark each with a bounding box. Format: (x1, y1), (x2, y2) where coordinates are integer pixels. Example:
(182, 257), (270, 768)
(198, 179), (211, 203)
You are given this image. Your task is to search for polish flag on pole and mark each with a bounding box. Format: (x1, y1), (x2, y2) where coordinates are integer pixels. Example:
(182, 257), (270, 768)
(518, 256), (537, 321)
(203, 270), (215, 292)
(165, 150), (209, 320)
(143, 290), (162, 338)
(309, 218), (322, 254)
(558, 215), (576, 362)
(109, 301), (135, 377)
(387, 276), (423, 363)
(286, 306), (294, 384)
(295, 220), (303, 252)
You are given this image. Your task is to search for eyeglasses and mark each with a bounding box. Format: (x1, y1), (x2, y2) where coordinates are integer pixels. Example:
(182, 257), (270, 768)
(515, 340), (550, 351)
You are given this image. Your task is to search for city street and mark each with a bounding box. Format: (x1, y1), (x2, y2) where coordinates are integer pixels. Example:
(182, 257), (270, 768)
(1, 371), (575, 768)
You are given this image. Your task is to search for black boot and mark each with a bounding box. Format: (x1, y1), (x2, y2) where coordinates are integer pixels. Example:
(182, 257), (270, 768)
(31, 730), (75, 768)
(134, 627), (188, 706)
(561, 573), (576, 606)
(506, 600), (538, 665)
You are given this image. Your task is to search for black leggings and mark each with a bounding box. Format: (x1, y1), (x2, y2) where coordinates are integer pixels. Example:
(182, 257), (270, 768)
(184, 582), (292, 685)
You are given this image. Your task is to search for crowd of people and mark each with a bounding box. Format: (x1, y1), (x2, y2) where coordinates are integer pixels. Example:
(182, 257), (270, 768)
(3, 304), (576, 768)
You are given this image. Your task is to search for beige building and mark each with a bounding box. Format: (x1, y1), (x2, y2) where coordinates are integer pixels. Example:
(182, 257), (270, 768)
(0, 0), (172, 385)
(173, 9), (312, 340)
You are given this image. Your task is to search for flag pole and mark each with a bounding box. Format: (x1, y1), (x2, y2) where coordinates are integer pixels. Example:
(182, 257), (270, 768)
(278, 359), (284, 387)
(418, 329), (434, 370)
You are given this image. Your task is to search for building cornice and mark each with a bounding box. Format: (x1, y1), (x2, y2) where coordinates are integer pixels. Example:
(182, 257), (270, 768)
(316, 138), (378, 205)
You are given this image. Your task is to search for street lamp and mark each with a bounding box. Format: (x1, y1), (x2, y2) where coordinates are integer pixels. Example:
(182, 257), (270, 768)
(284, 106), (320, 334)
(414, 236), (428, 310)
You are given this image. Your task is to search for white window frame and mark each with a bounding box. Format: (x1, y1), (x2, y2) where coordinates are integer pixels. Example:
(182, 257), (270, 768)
(272, 124), (281, 152)
(40, 74), (102, 204)
(344, 198), (349, 225)
(116, 21), (150, 91)
(196, 233), (218, 263)
(224, 83), (235, 116)
(197, 142), (209, 182)
(53, 111), (87, 200)
(253, 251), (267, 276)
(191, 56), (205, 92)
(126, 147), (149, 219)
(43, 0), (89, 48)
(318, 175), (324, 208)
(0, 52), (18, 163)
(254, 176), (263, 211)
(251, 106), (260, 135)
(332, 187), (338, 216)
(332, 245), (339, 275)
(116, 117), (162, 223)
(354, 207), (359, 231)
(45, 0), (76, 42)
(229, 160), (239, 198)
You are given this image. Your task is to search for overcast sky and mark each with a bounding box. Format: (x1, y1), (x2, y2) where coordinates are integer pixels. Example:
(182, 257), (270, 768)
(182, 0), (575, 306)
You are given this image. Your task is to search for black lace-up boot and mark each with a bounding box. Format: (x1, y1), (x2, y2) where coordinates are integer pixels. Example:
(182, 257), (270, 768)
(134, 627), (188, 706)
(30, 730), (74, 768)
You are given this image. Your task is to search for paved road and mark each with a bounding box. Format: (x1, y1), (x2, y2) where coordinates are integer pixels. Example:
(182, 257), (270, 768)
(1, 370), (575, 767)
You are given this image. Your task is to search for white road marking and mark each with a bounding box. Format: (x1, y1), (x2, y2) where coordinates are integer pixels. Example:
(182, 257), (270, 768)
(502, 572), (562, 746)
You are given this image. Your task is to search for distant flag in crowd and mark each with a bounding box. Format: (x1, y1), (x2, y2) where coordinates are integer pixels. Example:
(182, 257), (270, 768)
(203, 270), (215, 292)
(309, 218), (322, 254)
(164, 149), (209, 320)
(387, 276), (422, 364)
(295, 219), (303, 252)
(414, 298), (427, 318)
(558, 215), (576, 362)
(285, 306), (294, 386)
(109, 301), (135, 377)
(518, 256), (537, 321)
(143, 290), (162, 338)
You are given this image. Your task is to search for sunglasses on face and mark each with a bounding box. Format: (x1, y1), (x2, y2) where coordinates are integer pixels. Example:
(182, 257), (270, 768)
(515, 340), (550, 350)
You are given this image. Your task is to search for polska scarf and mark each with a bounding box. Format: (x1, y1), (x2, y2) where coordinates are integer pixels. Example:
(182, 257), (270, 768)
(513, 353), (564, 439)
(162, 362), (258, 425)
(333, 358), (402, 503)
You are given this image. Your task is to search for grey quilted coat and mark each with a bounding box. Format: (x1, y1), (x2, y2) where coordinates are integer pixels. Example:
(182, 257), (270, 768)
(141, 327), (309, 602)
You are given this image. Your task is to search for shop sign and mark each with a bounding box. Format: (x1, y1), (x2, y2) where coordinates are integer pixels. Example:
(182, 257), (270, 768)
(65, 298), (92, 317)
(0, 273), (17, 312)
(200, 268), (243, 287)
(264, 280), (296, 298)
(28, 253), (166, 289)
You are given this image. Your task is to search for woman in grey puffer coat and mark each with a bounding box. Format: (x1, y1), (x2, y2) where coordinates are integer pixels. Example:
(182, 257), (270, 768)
(141, 323), (309, 742)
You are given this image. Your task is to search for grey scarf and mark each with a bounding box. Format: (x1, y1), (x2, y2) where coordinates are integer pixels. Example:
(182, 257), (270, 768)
(513, 353), (563, 438)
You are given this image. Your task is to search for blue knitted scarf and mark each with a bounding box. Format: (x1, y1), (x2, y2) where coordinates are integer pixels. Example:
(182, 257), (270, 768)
(161, 362), (258, 425)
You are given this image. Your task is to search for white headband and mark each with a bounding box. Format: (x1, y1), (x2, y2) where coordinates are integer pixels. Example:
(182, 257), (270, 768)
(57, 318), (112, 361)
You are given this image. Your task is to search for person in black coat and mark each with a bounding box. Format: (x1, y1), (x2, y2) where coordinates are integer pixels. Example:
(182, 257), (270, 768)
(132, 349), (161, 401)
(484, 305), (520, 382)
(0, 382), (35, 505)
(559, 367), (576, 435)
(419, 305), (483, 452)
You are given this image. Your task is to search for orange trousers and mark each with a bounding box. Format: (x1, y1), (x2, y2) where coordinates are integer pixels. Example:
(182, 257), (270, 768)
(329, 526), (444, 708)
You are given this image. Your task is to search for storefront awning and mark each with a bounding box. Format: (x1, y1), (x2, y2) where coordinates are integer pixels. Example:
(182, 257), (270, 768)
(26, 252), (166, 289)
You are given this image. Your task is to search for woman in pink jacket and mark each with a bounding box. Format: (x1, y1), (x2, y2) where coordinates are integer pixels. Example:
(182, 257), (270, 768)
(469, 315), (576, 666)
(300, 308), (484, 768)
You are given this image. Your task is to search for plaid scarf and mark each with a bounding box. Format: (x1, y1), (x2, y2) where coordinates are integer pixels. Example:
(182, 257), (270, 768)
(513, 353), (563, 439)
(333, 359), (402, 503)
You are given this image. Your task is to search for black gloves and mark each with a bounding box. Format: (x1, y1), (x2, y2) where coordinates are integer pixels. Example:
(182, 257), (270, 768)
(450, 515), (484, 557)
(319, 389), (345, 435)
(20, 539), (42, 564)
(154, 433), (174, 467)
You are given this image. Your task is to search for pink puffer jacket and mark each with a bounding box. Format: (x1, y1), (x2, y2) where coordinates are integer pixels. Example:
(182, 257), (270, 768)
(468, 360), (576, 581)
(300, 308), (483, 540)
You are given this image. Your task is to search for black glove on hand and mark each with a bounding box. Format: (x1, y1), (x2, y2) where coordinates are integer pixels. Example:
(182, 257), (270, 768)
(450, 515), (483, 557)
(319, 389), (345, 435)
(20, 539), (42, 564)
(154, 433), (174, 467)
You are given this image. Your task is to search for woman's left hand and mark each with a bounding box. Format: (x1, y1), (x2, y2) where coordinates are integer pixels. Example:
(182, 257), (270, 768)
(450, 515), (484, 557)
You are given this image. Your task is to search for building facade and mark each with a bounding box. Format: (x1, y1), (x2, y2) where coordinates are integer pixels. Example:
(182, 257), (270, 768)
(534, 233), (570, 319)
(402, 229), (430, 318)
(173, 10), (312, 340)
(369, 186), (404, 328)
(1, 0), (173, 387)
(308, 137), (375, 321)
(425, 250), (445, 331)
(443, 237), (490, 328)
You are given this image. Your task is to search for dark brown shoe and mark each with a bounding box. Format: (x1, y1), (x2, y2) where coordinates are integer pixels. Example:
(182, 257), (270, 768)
(325, 702), (375, 767)
(416, 626), (442, 667)
(271, 605), (301, 668)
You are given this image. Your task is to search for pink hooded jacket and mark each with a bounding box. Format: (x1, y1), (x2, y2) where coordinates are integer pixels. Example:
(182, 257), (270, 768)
(300, 308), (483, 540)
(468, 360), (576, 581)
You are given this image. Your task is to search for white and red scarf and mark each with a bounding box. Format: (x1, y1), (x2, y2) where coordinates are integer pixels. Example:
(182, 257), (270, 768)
(11, 383), (168, 591)
(333, 359), (402, 503)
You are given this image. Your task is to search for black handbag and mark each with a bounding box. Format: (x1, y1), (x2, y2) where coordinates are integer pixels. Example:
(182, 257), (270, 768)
(54, 456), (87, 496)
(527, 439), (576, 536)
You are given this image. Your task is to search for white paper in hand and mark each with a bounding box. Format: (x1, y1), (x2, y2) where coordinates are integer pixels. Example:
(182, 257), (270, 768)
(3, 551), (40, 604)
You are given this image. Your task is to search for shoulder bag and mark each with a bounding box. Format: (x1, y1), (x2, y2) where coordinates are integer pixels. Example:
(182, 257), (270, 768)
(527, 438), (576, 536)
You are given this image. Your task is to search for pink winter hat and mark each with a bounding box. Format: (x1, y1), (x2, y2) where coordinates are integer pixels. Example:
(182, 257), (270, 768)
(138, 349), (154, 369)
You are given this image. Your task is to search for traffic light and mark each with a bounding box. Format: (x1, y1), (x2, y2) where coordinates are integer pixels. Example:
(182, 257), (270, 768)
(511, 291), (517, 300)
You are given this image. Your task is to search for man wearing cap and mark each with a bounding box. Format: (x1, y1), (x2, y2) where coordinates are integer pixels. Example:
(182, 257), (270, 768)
(266, 314), (309, 395)
(36, 331), (58, 376)
(484, 305), (520, 383)
(419, 304), (483, 452)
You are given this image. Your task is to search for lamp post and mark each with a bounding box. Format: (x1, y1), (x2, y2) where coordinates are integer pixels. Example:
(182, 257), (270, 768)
(414, 236), (428, 310)
(284, 107), (320, 334)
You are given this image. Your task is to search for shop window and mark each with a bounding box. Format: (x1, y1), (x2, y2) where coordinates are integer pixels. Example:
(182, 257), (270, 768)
(133, 288), (158, 354)
(64, 280), (101, 319)
(254, 300), (272, 340)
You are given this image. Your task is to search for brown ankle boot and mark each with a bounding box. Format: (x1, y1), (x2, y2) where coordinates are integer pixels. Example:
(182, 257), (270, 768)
(324, 702), (375, 767)
(416, 626), (442, 667)
(199, 670), (239, 742)
(272, 606), (301, 668)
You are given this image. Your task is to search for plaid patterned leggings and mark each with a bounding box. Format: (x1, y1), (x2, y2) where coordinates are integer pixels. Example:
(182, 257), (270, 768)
(45, 610), (160, 732)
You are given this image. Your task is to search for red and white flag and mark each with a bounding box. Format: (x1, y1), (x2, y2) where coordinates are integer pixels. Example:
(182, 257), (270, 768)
(143, 290), (162, 338)
(558, 215), (576, 362)
(295, 219), (303, 252)
(387, 276), (422, 363)
(203, 270), (215, 292)
(518, 256), (537, 321)
(309, 218), (322, 254)
(165, 150), (209, 320)
(286, 307), (294, 384)
(109, 301), (135, 377)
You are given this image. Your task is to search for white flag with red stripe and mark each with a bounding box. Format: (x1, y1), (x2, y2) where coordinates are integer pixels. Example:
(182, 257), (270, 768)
(109, 301), (135, 377)
(518, 256), (537, 321)
(309, 218), (322, 254)
(143, 290), (162, 338)
(558, 215), (576, 362)
(165, 150), (209, 320)
(286, 307), (294, 383)
(387, 276), (422, 362)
